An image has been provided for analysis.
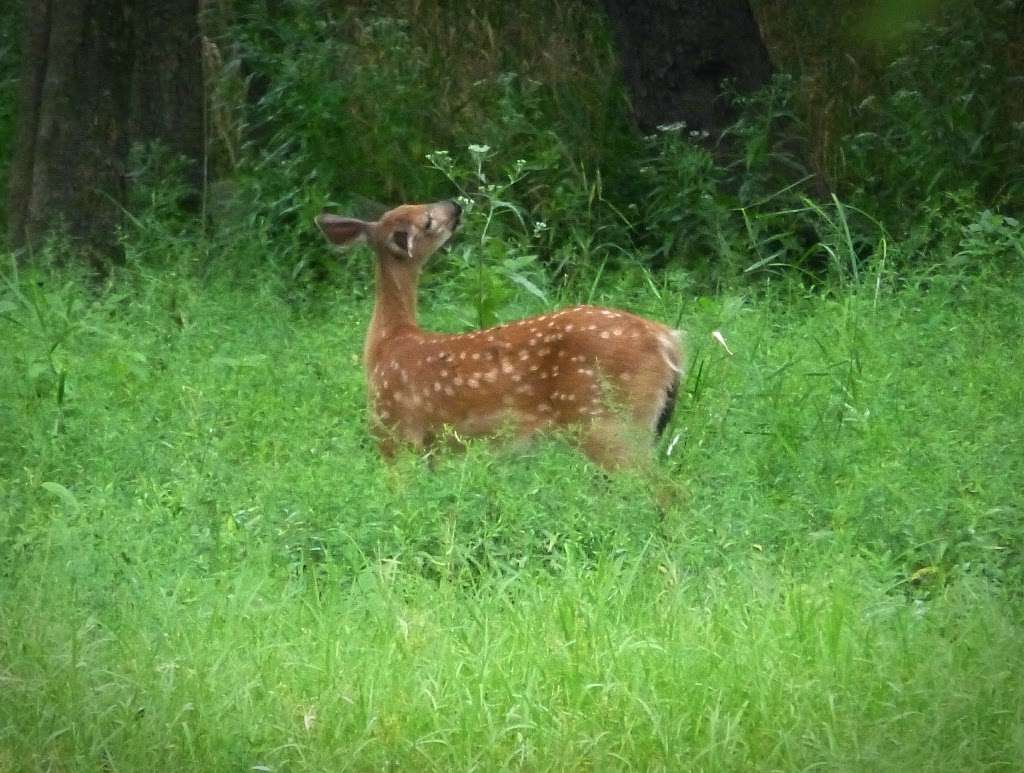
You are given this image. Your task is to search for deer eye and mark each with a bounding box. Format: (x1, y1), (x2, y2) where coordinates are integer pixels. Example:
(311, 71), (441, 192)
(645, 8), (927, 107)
(392, 230), (409, 253)
(423, 215), (433, 232)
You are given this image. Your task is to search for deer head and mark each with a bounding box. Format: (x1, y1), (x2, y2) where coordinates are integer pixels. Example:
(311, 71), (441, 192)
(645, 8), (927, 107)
(316, 200), (461, 267)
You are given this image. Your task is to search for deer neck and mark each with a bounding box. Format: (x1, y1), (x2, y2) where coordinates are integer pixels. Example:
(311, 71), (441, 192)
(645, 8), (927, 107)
(366, 258), (421, 363)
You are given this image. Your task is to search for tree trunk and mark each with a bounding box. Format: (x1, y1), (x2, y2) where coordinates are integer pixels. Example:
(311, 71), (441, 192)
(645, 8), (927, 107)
(7, 0), (132, 261)
(600, 0), (773, 136)
(7, 0), (203, 263)
(129, 0), (205, 201)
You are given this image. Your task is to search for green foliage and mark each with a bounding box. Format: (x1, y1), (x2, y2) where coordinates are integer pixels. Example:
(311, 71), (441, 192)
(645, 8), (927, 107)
(636, 130), (741, 279)
(120, 142), (211, 271)
(2, 258), (1024, 768)
(754, 0), (1023, 234)
(205, 0), (633, 274)
(953, 208), (1024, 271)
(1, 3), (1022, 767)
(1, 0), (1020, 290)
(46, 0), (1006, 300)
(426, 145), (550, 329)
(839, 3), (1024, 218)
(0, 255), (96, 437)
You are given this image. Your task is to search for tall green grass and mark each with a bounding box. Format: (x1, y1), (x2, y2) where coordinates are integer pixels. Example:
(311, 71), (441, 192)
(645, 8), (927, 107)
(2, 247), (1022, 769)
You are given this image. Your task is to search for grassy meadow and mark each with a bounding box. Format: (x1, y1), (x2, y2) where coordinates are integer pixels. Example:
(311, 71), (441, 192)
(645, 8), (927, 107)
(1, 3), (1023, 769)
(1, 250), (1022, 771)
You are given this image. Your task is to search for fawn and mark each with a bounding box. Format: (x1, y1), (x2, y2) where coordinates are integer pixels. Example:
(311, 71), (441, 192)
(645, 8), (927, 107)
(316, 199), (685, 468)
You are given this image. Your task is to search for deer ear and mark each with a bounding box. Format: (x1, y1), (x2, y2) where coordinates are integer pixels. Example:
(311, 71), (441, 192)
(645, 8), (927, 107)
(315, 214), (368, 246)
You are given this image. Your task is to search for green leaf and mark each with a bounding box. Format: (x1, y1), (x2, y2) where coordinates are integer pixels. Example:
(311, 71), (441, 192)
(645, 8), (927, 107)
(507, 273), (548, 303)
(41, 482), (79, 511)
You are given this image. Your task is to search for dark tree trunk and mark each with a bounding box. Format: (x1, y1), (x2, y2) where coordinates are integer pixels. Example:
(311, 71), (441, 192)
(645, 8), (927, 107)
(129, 0), (205, 199)
(8, 0), (133, 261)
(600, 0), (773, 136)
(7, 0), (204, 263)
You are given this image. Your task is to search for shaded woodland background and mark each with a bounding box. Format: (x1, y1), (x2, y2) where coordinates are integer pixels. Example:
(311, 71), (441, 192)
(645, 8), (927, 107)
(0, 0), (1022, 286)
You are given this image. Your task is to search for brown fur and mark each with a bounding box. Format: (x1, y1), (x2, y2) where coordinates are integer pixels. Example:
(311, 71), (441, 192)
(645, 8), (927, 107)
(317, 200), (686, 469)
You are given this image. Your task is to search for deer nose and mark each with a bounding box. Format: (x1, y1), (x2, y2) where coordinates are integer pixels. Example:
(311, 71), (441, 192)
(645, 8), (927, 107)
(447, 199), (462, 219)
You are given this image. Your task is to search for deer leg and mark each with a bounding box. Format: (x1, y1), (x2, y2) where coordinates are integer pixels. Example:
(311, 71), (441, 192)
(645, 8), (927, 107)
(581, 417), (647, 471)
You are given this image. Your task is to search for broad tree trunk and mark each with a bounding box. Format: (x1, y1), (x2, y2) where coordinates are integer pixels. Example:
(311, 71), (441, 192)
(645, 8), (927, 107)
(7, 0), (203, 263)
(8, 0), (132, 261)
(600, 0), (773, 136)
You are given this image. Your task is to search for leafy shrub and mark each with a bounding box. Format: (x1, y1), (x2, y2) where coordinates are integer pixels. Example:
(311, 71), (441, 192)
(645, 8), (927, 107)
(204, 0), (635, 275)
(954, 209), (1023, 272)
(760, 1), (1023, 229)
(840, 4), (1024, 222)
(426, 145), (551, 328)
(629, 76), (893, 289)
